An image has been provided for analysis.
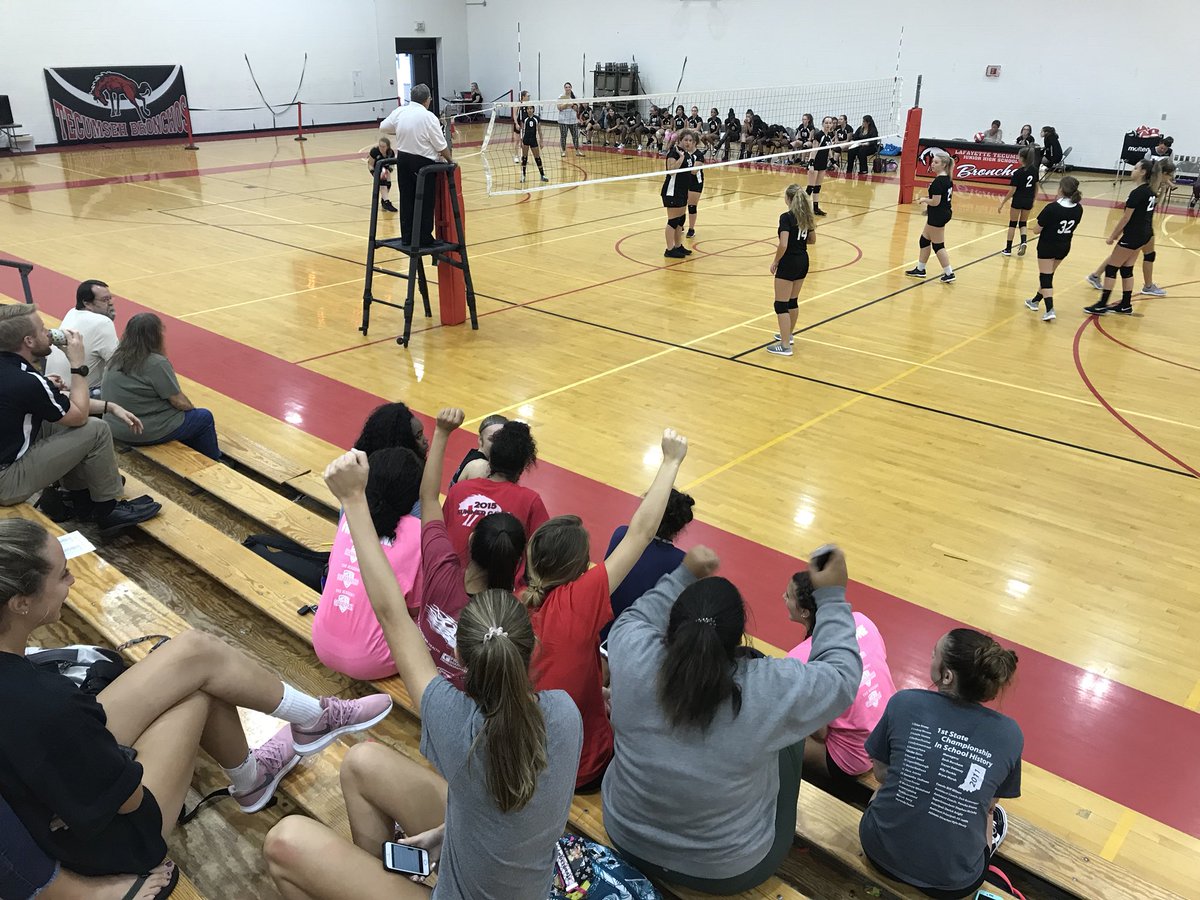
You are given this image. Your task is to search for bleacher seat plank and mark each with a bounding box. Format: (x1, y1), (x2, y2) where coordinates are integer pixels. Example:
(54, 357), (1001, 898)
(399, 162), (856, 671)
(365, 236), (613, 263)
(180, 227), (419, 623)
(794, 788), (1016, 899)
(1000, 820), (1180, 900)
(136, 441), (335, 551)
(283, 469), (339, 513)
(136, 441), (218, 478)
(216, 428), (310, 483)
(120, 472), (322, 638)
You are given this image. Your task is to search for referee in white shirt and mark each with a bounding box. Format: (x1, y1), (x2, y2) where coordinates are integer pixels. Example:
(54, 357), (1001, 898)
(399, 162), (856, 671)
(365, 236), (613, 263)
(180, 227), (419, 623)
(379, 84), (454, 247)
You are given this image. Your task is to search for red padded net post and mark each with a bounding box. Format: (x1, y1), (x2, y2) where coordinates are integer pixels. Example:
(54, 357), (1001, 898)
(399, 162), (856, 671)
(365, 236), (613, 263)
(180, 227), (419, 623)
(898, 106), (923, 205)
(435, 167), (467, 326)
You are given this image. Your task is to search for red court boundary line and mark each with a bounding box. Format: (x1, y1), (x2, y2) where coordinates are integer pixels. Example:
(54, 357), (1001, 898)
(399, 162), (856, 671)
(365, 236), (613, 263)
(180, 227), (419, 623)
(5, 249), (1200, 840)
(1094, 318), (1200, 374)
(1072, 314), (1200, 478)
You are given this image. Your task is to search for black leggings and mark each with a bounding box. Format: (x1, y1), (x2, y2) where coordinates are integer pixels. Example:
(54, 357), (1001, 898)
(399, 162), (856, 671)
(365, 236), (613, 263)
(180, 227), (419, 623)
(845, 145), (876, 174)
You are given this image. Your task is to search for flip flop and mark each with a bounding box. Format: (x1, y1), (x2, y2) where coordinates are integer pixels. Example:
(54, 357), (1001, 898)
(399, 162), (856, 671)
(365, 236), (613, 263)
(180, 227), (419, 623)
(122, 859), (180, 900)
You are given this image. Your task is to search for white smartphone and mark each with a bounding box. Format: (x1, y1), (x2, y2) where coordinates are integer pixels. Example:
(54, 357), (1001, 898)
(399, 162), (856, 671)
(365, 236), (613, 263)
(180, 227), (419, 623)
(382, 841), (431, 877)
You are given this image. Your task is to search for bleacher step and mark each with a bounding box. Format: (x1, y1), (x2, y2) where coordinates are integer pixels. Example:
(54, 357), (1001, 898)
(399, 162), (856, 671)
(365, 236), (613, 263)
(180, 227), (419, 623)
(135, 442), (335, 551)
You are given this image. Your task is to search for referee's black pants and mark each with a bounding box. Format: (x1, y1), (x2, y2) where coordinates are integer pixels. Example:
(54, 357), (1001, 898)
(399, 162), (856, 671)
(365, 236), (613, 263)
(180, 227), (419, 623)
(396, 151), (439, 247)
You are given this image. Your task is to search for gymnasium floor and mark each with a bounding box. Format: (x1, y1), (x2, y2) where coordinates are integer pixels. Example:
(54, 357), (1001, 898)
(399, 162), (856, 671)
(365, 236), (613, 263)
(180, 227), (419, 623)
(2, 124), (1199, 895)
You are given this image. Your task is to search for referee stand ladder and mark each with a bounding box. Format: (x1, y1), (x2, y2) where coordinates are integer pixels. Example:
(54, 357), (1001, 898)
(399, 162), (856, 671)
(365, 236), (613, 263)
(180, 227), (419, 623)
(361, 158), (478, 347)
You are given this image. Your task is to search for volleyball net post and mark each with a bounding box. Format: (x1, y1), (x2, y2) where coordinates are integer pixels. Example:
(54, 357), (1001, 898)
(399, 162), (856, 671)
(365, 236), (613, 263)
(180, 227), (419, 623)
(480, 77), (903, 196)
(898, 106), (922, 205)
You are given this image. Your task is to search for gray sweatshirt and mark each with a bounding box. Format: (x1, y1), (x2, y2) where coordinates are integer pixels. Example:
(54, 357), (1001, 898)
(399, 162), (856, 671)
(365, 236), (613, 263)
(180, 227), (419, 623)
(602, 565), (861, 879)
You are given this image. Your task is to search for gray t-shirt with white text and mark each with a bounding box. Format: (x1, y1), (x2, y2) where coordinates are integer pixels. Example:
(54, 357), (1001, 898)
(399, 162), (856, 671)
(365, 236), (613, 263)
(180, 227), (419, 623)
(860, 689), (1023, 892)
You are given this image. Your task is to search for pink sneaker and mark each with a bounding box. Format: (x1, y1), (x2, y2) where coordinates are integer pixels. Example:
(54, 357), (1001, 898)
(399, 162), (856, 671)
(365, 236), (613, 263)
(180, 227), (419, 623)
(291, 694), (393, 756)
(233, 725), (300, 813)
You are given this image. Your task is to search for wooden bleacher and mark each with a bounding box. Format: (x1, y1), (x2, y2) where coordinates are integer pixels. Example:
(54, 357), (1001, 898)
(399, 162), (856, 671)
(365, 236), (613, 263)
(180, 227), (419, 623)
(0, 505), (212, 899)
(133, 441), (335, 552)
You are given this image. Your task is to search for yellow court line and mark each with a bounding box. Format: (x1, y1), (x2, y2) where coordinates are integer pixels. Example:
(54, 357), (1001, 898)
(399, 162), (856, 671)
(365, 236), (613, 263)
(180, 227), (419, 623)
(1100, 808), (1138, 861)
(466, 347), (679, 426)
(745, 327), (1200, 433)
(176, 277), (366, 318)
(119, 248), (306, 284)
(1185, 679), (1200, 711)
(682, 309), (1024, 491)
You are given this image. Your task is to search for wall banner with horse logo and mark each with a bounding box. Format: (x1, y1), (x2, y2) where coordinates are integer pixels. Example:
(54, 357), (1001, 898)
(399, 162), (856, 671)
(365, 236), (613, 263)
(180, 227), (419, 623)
(43, 65), (190, 145)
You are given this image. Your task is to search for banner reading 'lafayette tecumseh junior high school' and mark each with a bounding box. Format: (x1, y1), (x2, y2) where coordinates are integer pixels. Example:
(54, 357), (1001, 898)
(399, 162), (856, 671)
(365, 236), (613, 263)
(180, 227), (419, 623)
(44, 65), (190, 145)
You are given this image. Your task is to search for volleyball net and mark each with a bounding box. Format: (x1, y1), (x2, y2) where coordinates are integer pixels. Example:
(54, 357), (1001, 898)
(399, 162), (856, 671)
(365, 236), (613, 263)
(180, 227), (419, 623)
(480, 77), (901, 196)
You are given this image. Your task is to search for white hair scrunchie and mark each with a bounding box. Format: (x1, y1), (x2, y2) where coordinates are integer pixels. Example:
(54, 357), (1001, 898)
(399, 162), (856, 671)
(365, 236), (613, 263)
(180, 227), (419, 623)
(483, 626), (508, 642)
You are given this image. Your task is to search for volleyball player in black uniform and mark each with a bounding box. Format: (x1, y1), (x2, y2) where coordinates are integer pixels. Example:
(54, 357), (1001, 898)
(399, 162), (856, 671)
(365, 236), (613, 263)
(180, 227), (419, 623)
(578, 104), (593, 145)
(517, 95), (548, 182)
(700, 107), (721, 153)
(907, 153), (955, 282)
(1023, 176), (1083, 321)
(687, 133), (706, 238)
(367, 136), (398, 212)
(646, 106), (665, 151)
(806, 117), (834, 216)
(1087, 158), (1174, 298)
(666, 106), (688, 150)
(720, 108), (740, 161)
(688, 106), (703, 130)
(998, 146), (1039, 256)
(1084, 159), (1162, 316)
(832, 115), (853, 171)
(619, 108), (645, 151)
(766, 184), (817, 357)
(790, 113), (816, 167)
(662, 130), (697, 259)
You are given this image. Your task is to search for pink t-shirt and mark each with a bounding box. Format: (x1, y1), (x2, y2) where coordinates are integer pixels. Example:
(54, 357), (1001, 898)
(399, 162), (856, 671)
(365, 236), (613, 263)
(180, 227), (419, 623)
(312, 513), (421, 681)
(789, 611), (896, 775)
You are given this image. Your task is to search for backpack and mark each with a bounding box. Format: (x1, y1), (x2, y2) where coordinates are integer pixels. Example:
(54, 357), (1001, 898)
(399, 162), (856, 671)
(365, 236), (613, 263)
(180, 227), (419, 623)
(549, 835), (661, 900)
(25, 635), (168, 694)
(244, 533), (330, 592)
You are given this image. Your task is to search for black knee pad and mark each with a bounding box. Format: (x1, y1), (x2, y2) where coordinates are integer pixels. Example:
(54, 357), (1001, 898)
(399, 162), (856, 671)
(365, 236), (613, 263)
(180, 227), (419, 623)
(1119, 265), (1134, 279)
(931, 242), (945, 253)
(1104, 264), (1119, 278)
(1143, 251), (1156, 263)
(787, 298), (799, 310)
(1039, 273), (1054, 289)
(688, 204), (698, 214)
(919, 236), (931, 249)
(668, 215), (686, 229)
(774, 300), (790, 314)
(1008, 220), (1018, 229)
(805, 185), (814, 195)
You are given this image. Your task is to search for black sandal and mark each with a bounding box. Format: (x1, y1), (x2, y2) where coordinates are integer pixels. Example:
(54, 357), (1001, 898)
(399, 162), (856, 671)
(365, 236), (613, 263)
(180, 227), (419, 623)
(122, 859), (180, 900)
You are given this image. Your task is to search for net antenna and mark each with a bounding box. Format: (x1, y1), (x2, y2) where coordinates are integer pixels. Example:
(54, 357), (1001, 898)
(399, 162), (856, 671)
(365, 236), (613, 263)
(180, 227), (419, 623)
(481, 77), (902, 196)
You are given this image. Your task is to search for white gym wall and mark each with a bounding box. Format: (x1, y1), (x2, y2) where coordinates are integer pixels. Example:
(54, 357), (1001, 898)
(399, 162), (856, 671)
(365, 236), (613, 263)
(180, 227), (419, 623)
(463, 1), (1195, 170)
(0, 0), (468, 144)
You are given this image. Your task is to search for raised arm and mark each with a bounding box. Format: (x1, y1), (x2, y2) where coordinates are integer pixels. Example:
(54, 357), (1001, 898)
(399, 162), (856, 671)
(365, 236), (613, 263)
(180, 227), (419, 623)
(603, 429), (688, 593)
(326, 450), (438, 711)
(420, 407), (463, 527)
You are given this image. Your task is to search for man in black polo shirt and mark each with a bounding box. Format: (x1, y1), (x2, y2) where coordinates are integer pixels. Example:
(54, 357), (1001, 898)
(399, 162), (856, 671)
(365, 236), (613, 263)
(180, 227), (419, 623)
(0, 304), (160, 536)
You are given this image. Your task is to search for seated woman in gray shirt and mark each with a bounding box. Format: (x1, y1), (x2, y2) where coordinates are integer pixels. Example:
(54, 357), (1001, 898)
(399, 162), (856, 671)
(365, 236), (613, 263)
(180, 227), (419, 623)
(101, 313), (221, 460)
(860, 630), (1022, 898)
(265, 443), (583, 900)
(603, 545), (862, 894)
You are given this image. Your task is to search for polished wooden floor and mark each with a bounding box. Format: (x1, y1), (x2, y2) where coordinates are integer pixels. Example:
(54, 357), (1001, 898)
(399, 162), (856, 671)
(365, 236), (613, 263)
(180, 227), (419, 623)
(2, 126), (1199, 895)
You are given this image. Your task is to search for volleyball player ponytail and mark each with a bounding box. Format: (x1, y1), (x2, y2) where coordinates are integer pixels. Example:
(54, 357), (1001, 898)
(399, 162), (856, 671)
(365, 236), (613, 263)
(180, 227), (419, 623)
(459, 589), (547, 813)
(1059, 176), (1082, 204)
(1148, 159), (1164, 193)
(785, 183), (816, 233)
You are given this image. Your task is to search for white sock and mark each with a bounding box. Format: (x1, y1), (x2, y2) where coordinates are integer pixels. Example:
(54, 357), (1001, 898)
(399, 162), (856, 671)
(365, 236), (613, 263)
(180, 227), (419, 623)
(915, 262), (926, 271)
(944, 266), (954, 275)
(270, 683), (324, 728)
(224, 752), (260, 795)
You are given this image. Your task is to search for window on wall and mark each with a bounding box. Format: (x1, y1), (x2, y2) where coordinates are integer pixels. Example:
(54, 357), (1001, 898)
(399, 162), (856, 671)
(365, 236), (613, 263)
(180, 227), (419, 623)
(396, 54), (414, 102)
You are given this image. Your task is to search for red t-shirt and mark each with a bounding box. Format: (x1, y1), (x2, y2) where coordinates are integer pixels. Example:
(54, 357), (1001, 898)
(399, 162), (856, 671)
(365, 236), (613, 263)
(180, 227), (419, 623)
(529, 564), (614, 787)
(442, 478), (550, 567)
(409, 521), (471, 690)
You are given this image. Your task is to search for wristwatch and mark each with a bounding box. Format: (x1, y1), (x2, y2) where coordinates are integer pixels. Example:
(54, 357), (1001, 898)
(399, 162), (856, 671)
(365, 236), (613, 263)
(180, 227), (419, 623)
(69, 365), (90, 377)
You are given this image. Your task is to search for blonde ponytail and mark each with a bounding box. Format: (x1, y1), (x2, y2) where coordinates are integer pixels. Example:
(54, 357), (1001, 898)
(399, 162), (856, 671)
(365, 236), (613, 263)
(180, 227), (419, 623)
(784, 184), (815, 233)
(522, 516), (589, 611)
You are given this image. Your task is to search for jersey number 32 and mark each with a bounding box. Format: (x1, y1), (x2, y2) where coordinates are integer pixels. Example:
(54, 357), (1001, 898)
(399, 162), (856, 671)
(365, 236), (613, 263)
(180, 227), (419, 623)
(1057, 220), (1077, 235)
